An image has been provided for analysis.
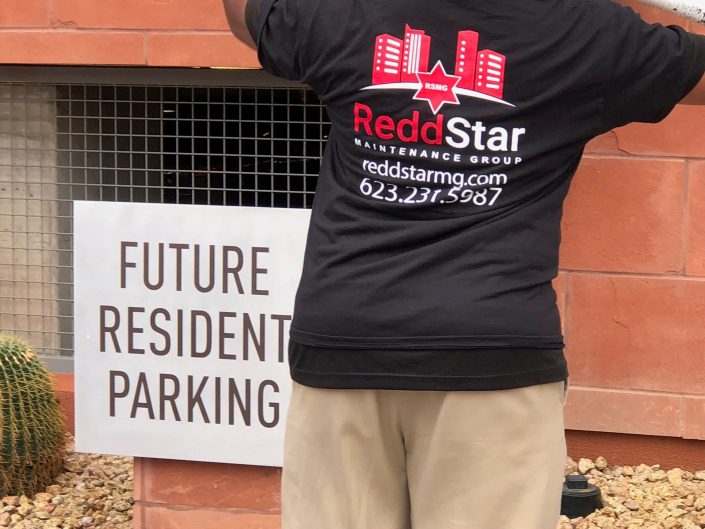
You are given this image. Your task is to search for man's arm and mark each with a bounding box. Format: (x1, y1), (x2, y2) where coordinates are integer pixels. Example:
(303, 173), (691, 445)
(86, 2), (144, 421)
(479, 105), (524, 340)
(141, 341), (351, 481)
(223, 0), (256, 49)
(642, 0), (705, 105)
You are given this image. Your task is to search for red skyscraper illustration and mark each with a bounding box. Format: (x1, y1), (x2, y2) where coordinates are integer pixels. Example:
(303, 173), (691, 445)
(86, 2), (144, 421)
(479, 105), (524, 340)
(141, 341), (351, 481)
(454, 30), (479, 90)
(475, 50), (506, 99)
(372, 34), (403, 85)
(401, 25), (431, 83)
(368, 26), (510, 107)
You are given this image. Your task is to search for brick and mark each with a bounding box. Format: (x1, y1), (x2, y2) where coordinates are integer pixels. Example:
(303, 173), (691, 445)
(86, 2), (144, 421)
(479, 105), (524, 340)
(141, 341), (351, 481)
(564, 386), (682, 437)
(560, 157), (686, 274)
(55, 387), (75, 435)
(0, 0), (49, 27)
(565, 274), (705, 394)
(52, 373), (75, 435)
(683, 397), (705, 440)
(0, 31), (144, 65)
(52, 372), (74, 393)
(688, 18), (705, 36)
(147, 33), (259, 68)
(53, 0), (229, 30)
(566, 429), (705, 470)
(686, 162), (705, 276)
(610, 106), (705, 158)
(133, 458), (144, 502)
(617, 0), (693, 26)
(133, 503), (145, 529)
(585, 131), (622, 155)
(142, 458), (281, 510)
(586, 111), (705, 160)
(143, 506), (280, 529)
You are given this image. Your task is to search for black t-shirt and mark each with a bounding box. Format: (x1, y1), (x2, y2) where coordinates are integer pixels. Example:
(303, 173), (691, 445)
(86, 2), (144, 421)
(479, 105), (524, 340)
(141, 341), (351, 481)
(247, 0), (705, 390)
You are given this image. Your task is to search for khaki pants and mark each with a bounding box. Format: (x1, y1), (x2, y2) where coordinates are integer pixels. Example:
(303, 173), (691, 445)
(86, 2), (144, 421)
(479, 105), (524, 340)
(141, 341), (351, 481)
(282, 379), (569, 529)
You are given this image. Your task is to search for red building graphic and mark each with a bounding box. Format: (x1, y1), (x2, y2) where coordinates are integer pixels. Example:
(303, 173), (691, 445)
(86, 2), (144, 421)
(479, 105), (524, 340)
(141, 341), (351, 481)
(370, 26), (508, 102)
(474, 50), (506, 99)
(454, 30), (479, 90)
(372, 34), (403, 85)
(401, 25), (431, 83)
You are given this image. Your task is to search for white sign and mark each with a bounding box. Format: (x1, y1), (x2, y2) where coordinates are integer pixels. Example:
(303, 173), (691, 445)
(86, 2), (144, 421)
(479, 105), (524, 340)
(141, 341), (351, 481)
(73, 201), (310, 467)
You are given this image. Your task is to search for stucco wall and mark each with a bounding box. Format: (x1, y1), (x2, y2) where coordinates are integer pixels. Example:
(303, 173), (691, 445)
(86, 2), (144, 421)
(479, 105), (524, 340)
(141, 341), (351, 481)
(0, 85), (61, 355)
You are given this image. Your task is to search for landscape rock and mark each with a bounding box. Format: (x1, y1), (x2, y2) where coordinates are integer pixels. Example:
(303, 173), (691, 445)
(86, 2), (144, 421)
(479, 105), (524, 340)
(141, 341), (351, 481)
(667, 469), (684, 488)
(595, 457), (608, 471)
(579, 458), (596, 474)
(624, 501), (641, 511)
(565, 458), (579, 475)
(7, 433), (705, 529)
(560, 457), (705, 529)
(6, 433), (132, 529)
(1, 497), (19, 507)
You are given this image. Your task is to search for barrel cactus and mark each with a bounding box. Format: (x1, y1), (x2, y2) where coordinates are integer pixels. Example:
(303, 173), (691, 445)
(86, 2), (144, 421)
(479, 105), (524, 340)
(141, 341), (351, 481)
(0, 333), (66, 496)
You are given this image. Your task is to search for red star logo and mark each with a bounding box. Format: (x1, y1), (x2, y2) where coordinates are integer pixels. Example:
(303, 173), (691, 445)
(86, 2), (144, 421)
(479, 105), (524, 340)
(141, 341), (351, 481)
(413, 61), (462, 114)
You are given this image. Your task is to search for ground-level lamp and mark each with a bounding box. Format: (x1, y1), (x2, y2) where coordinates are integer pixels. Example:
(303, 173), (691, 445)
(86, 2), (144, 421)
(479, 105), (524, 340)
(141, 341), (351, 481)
(561, 475), (603, 518)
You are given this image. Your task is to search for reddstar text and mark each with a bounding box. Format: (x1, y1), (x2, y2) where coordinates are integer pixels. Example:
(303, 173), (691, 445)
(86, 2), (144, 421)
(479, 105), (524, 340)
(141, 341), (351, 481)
(353, 103), (526, 152)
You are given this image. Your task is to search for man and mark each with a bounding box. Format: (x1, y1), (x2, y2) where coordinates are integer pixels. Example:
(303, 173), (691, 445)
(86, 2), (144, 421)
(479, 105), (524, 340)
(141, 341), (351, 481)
(223, 1), (705, 528)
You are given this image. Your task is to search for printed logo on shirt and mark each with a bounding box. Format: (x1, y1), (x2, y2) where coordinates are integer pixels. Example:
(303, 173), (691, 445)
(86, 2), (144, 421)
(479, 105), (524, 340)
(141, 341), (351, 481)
(363, 25), (513, 114)
(352, 24), (525, 210)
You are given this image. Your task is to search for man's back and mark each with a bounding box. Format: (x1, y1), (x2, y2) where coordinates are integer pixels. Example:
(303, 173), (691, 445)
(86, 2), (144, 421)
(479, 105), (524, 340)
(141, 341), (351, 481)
(249, 0), (705, 391)
(224, 1), (705, 528)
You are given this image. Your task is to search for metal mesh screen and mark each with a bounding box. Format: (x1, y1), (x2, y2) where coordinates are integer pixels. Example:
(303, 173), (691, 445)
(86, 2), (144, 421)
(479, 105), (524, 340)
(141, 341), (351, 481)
(0, 79), (331, 362)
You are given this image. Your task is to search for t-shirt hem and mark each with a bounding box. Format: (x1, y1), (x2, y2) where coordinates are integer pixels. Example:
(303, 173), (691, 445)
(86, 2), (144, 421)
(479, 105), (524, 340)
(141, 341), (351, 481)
(291, 364), (569, 391)
(290, 328), (565, 349)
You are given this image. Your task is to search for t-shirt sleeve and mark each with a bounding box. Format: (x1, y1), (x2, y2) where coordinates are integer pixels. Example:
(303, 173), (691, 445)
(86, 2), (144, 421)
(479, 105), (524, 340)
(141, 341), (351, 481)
(245, 0), (303, 81)
(601, 2), (705, 130)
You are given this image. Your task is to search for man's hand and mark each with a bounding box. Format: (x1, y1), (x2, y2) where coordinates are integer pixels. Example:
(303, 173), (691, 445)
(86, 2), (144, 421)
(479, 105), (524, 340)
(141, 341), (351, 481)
(223, 0), (256, 50)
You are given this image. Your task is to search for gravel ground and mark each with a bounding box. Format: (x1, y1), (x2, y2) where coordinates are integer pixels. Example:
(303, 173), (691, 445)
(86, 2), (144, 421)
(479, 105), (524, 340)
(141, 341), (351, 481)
(1, 433), (133, 529)
(559, 457), (705, 529)
(2, 435), (704, 529)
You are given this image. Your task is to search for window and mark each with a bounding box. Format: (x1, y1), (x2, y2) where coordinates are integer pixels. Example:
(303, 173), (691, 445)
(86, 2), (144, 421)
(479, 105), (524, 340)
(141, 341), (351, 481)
(0, 68), (331, 366)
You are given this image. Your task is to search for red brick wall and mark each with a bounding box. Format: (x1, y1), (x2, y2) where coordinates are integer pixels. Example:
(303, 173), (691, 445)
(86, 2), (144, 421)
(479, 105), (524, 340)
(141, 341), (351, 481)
(0, 0), (259, 67)
(558, 2), (705, 443)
